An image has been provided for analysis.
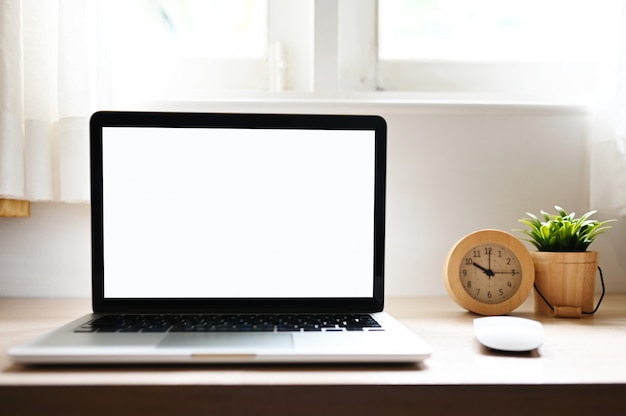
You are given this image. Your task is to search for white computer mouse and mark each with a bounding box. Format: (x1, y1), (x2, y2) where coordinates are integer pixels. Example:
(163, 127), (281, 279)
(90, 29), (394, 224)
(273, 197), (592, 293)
(473, 316), (544, 352)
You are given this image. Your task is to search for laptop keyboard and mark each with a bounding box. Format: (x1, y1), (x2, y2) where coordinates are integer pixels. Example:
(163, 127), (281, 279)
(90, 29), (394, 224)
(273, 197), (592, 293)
(74, 314), (384, 333)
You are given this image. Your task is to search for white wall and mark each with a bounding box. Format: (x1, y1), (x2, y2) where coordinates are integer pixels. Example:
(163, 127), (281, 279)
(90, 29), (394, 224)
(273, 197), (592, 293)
(1, 101), (624, 298)
(0, 203), (91, 297)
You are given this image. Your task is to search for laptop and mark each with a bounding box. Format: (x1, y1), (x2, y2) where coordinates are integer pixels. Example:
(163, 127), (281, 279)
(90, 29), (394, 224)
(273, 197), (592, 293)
(9, 111), (432, 365)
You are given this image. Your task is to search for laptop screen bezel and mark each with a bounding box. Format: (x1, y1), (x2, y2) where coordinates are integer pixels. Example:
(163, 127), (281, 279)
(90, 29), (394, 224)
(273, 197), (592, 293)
(89, 111), (386, 313)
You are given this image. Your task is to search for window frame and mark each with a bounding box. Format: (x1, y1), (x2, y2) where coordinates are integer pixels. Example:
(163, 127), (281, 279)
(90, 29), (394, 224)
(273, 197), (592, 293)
(372, 0), (621, 103)
(103, 0), (619, 104)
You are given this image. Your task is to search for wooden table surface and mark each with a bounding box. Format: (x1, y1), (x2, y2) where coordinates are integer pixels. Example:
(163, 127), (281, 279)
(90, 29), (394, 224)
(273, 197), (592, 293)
(2, 295), (626, 415)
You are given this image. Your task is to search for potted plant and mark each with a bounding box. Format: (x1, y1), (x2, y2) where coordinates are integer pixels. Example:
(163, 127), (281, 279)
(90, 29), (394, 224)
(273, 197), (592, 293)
(517, 206), (615, 318)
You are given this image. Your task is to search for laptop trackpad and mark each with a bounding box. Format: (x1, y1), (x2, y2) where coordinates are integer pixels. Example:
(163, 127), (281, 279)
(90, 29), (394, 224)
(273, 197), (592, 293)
(158, 333), (293, 350)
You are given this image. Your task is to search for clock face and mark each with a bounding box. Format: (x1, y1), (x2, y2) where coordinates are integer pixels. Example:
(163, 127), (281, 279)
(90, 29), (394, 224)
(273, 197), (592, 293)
(459, 242), (523, 304)
(444, 229), (534, 315)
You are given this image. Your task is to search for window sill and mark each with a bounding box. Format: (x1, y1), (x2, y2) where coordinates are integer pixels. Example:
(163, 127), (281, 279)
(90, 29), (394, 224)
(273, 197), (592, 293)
(137, 91), (589, 116)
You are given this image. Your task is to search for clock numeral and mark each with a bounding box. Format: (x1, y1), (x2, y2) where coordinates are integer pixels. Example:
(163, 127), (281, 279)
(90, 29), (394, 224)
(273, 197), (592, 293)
(466, 280), (472, 288)
(472, 250), (481, 258)
(464, 257), (473, 265)
(483, 247), (492, 256)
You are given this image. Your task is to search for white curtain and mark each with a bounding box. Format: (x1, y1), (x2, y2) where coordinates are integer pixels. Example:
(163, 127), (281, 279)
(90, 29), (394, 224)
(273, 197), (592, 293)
(590, 2), (626, 217)
(591, 1), (626, 218)
(0, 0), (98, 203)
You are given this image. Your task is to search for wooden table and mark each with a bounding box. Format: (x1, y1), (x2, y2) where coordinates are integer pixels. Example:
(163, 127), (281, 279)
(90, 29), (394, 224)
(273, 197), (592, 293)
(2, 295), (626, 415)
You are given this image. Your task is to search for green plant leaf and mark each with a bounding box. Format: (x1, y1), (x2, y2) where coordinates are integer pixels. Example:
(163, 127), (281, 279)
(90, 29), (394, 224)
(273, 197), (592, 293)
(516, 206), (615, 252)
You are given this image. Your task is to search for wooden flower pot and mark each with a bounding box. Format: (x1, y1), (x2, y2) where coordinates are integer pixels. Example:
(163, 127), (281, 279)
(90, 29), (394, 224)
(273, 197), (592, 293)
(530, 251), (602, 318)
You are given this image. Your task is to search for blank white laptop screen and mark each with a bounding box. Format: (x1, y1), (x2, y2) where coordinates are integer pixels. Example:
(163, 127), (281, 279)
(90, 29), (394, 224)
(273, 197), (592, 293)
(101, 126), (376, 299)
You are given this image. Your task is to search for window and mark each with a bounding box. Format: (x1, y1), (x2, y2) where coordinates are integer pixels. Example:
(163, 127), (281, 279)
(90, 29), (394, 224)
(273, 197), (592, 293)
(103, 0), (273, 104)
(379, 0), (619, 62)
(102, 0), (315, 104)
(102, 0), (624, 104)
(377, 0), (623, 101)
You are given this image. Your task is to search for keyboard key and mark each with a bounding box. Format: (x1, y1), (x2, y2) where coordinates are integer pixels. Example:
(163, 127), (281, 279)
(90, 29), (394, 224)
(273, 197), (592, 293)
(76, 313), (384, 333)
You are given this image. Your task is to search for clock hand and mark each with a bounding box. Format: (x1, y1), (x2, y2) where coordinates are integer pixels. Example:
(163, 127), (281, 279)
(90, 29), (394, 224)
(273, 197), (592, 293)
(472, 262), (495, 277)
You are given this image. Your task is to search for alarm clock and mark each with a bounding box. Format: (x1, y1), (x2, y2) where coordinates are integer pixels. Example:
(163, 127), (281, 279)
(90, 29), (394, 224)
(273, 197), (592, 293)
(444, 229), (534, 315)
